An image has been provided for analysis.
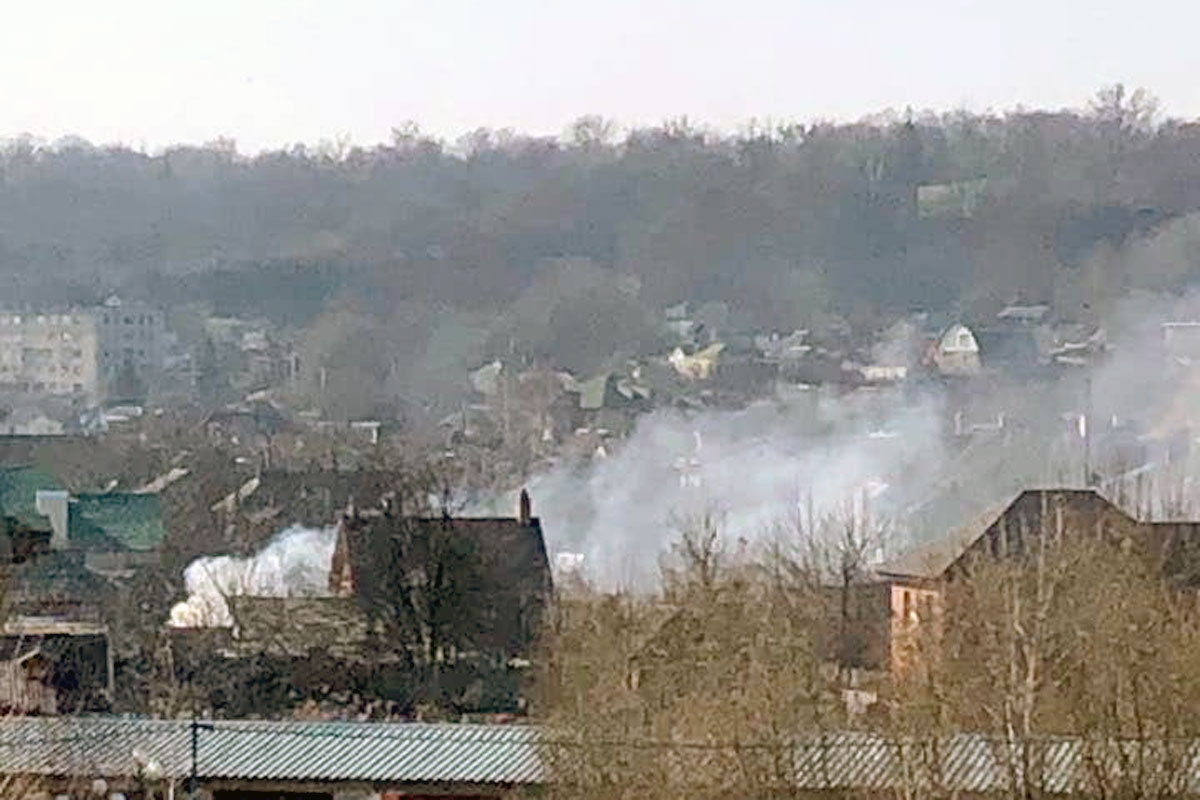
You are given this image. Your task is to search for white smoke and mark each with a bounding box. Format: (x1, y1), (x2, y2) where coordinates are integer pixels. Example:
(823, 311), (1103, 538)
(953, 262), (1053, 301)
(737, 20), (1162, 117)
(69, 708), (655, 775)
(168, 524), (338, 628)
(473, 388), (948, 588)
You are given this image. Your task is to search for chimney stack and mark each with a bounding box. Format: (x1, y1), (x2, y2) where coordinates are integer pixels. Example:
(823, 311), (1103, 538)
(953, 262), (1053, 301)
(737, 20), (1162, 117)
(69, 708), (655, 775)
(36, 490), (69, 550)
(519, 489), (532, 526)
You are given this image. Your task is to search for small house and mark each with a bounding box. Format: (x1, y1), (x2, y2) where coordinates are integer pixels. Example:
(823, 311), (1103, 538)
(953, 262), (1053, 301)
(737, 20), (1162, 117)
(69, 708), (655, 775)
(931, 324), (981, 377)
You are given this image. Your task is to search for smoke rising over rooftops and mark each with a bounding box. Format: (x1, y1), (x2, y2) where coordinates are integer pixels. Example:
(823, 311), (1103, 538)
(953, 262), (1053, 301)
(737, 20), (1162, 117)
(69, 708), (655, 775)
(474, 389), (949, 587)
(169, 524), (337, 628)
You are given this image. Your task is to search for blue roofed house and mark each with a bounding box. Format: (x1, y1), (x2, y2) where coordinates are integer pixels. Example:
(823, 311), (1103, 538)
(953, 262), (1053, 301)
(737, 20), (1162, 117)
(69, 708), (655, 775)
(0, 466), (168, 714)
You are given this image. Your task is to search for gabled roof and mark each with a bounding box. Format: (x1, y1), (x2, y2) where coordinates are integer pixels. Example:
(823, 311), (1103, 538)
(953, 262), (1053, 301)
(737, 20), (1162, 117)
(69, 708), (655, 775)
(0, 717), (541, 785)
(333, 512), (552, 655)
(878, 489), (1138, 581)
(877, 497), (1016, 580)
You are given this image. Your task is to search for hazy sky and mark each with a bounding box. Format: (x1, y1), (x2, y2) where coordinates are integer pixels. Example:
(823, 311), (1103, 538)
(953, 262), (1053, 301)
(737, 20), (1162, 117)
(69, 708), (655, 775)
(3, 0), (1198, 153)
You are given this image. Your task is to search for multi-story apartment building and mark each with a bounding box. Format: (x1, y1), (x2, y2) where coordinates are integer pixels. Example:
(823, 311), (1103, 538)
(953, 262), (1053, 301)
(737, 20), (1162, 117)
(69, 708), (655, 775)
(95, 297), (165, 394)
(0, 312), (101, 400)
(0, 298), (165, 403)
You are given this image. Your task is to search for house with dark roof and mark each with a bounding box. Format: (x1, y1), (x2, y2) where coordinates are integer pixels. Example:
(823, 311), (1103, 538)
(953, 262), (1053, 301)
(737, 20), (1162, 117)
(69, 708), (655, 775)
(188, 489), (553, 716)
(329, 490), (552, 661)
(212, 469), (413, 531)
(862, 489), (1200, 674)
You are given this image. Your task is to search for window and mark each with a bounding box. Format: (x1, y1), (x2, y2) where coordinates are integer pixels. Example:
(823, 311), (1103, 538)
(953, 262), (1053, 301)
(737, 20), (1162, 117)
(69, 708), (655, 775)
(124, 316), (134, 325)
(73, 383), (83, 393)
(957, 331), (972, 349)
(902, 591), (912, 621)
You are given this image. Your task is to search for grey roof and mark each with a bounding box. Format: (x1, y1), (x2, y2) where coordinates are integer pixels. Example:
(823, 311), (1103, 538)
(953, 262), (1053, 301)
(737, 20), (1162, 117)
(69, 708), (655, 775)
(876, 496), (1016, 580)
(5, 719), (1200, 794)
(793, 732), (1200, 795)
(0, 717), (542, 786)
(998, 304), (1050, 322)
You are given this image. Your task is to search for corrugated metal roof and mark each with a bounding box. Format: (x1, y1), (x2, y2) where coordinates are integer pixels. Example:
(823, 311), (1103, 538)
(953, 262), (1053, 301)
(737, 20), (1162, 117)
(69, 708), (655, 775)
(0, 717), (542, 785)
(7, 719), (1200, 795)
(792, 733), (1200, 795)
(70, 493), (168, 552)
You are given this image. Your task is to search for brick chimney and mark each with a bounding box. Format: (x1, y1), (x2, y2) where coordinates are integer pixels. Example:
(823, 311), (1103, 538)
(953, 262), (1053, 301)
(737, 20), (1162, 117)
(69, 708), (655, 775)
(519, 489), (531, 526)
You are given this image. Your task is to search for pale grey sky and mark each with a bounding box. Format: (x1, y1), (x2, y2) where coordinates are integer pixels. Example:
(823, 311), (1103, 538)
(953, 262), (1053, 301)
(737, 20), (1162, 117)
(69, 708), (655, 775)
(2, 0), (1197, 153)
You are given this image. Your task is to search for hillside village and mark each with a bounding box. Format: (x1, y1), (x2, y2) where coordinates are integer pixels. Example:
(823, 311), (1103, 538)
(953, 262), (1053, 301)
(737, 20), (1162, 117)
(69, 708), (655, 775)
(1, 289), (1200, 796)
(6, 27), (1200, 792)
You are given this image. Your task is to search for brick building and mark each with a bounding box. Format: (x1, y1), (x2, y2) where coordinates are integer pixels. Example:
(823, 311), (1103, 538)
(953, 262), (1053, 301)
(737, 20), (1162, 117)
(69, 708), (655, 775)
(869, 488), (1200, 673)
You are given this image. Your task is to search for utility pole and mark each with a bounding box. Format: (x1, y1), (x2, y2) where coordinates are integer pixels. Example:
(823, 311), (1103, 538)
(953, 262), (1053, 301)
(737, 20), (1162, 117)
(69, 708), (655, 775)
(189, 705), (213, 800)
(1082, 371), (1093, 487)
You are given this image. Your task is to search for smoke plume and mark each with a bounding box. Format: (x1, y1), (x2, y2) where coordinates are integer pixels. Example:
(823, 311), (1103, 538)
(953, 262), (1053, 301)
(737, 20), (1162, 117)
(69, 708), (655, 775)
(168, 524), (337, 628)
(474, 388), (950, 587)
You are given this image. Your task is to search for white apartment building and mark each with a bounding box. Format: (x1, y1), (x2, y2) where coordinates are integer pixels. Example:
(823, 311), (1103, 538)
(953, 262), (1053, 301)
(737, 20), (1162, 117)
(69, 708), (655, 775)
(0, 312), (101, 400)
(0, 298), (165, 402)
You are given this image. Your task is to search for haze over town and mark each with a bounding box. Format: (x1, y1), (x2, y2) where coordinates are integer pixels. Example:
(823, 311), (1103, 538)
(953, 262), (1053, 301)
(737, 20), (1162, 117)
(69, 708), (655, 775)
(3, 3), (1200, 798)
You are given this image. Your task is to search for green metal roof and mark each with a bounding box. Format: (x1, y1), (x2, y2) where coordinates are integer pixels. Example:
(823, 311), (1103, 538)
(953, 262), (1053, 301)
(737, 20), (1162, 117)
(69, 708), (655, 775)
(68, 493), (167, 552)
(578, 372), (611, 410)
(0, 465), (62, 528)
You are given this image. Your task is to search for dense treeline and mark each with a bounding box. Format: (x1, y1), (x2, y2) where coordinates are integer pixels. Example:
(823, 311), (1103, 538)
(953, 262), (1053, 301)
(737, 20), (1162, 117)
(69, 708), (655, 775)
(4, 86), (1200, 409)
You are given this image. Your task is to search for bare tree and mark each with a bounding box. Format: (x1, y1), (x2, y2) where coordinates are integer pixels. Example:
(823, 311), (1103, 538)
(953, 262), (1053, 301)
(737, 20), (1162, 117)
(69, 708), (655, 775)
(540, 514), (838, 799)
